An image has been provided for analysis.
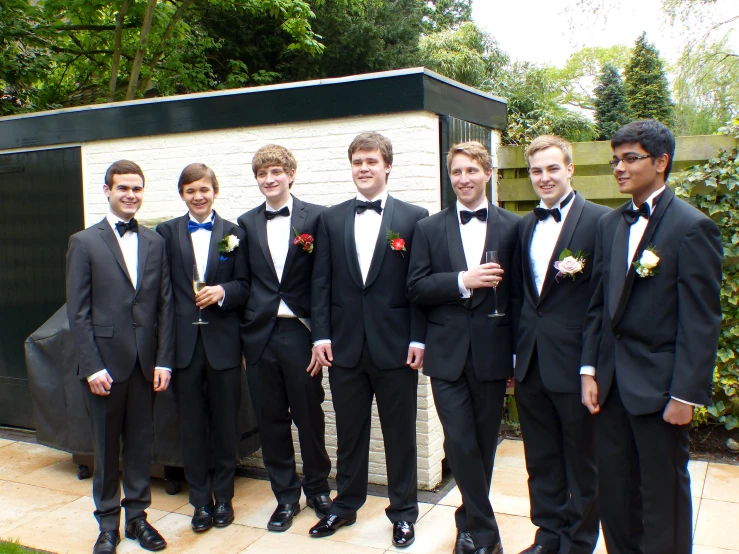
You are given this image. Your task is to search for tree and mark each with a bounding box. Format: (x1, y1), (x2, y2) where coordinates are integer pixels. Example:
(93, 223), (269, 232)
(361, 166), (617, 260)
(594, 63), (631, 140)
(624, 32), (674, 125)
(422, 0), (472, 32)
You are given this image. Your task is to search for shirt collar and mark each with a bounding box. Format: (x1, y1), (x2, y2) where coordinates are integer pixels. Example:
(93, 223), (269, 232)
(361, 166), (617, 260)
(266, 194), (294, 213)
(538, 190), (576, 220)
(188, 210), (215, 224)
(456, 197), (489, 216)
(633, 185), (666, 211)
(356, 190), (388, 209)
(106, 211), (133, 231)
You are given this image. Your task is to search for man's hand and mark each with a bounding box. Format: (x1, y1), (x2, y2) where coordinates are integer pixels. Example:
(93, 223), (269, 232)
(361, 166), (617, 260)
(407, 346), (424, 370)
(581, 375), (600, 414)
(196, 285), (225, 309)
(89, 372), (113, 396)
(153, 369), (171, 392)
(306, 347), (324, 377)
(314, 343), (333, 368)
(663, 399), (694, 425)
(462, 263), (503, 290)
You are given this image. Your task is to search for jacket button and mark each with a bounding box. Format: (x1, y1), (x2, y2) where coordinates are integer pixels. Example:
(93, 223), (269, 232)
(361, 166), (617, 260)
(537, 311), (544, 317)
(133, 300), (138, 305)
(132, 323), (137, 329)
(470, 312), (474, 318)
(363, 290), (368, 296)
(615, 334), (621, 340)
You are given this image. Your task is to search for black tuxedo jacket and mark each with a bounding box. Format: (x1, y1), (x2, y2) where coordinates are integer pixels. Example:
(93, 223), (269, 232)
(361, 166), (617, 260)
(311, 195), (429, 369)
(156, 212), (248, 370)
(406, 203), (522, 382)
(237, 196), (324, 364)
(581, 186), (723, 414)
(515, 194), (610, 393)
(66, 219), (175, 382)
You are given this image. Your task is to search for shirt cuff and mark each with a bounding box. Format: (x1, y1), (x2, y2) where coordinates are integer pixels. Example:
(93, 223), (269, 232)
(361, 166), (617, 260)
(218, 289), (225, 308)
(87, 369), (110, 383)
(458, 272), (471, 298)
(409, 342), (425, 350)
(513, 354), (516, 367)
(313, 339), (332, 347)
(155, 367), (172, 372)
(580, 366), (596, 376)
(671, 396), (702, 407)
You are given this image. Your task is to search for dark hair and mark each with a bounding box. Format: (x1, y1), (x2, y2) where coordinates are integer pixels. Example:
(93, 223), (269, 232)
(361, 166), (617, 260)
(105, 160), (145, 187)
(178, 163), (219, 193)
(348, 132), (393, 166)
(611, 119), (676, 181)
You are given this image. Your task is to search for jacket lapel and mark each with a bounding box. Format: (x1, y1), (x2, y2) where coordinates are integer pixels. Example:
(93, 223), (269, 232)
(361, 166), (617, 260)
(364, 195), (395, 289)
(100, 219), (134, 288)
(255, 204), (279, 282)
(282, 196), (306, 283)
(343, 199), (365, 289)
(538, 192), (585, 305)
(204, 213), (223, 285)
(521, 214), (539, 308)
(177, 214), (197, 283)
(471, 202), (499, 310)
(445, 206), (468, 273)
(135, 230), (149, 294)
(611, 187), (674, 328)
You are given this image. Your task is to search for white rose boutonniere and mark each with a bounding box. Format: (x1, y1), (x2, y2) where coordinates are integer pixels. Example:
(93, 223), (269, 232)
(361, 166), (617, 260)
(553, 248), (589, 281)
(218, 234), (240, 255)
(633, 244), (660, 278)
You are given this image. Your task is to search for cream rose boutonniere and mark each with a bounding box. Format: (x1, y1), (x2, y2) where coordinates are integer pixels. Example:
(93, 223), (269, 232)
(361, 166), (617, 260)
(553, 248), (589, 281)
(633, 244), (659, 278)
(218, 234), (240, 255)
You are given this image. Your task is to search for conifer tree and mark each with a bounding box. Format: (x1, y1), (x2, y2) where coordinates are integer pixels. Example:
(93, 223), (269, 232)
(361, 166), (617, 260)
(594, 63), (631, 140)
(624, 32), (674, 125)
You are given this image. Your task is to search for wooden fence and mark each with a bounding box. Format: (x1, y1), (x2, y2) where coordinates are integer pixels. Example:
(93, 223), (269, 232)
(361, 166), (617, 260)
(497, 135), (739, 214)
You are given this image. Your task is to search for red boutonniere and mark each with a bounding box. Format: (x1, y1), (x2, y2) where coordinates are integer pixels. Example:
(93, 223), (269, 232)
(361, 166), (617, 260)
(293, 228), (314, 253)
(386, 228), (406, 256)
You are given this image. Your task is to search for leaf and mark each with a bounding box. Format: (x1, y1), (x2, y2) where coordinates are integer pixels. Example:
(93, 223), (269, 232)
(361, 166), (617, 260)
(559, 248), (573, 261)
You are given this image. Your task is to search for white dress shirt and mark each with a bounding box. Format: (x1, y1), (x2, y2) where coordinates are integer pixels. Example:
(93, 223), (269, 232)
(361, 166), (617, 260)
(530, 191), (575, 294)
(456, 198), (489, 298)
(189, 211), (214, 279)
(265, 196), (298, 318)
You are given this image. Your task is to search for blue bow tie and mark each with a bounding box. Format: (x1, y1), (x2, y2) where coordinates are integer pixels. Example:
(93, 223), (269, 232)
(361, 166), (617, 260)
(188, 220), (213, 233)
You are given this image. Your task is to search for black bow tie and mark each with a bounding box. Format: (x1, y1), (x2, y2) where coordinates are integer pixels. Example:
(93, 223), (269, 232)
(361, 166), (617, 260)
(265, 206), (290, 220)
(533, 191), (574, 223)
(356, 199), (383, 215)
(115, 219), (138, 237)
(460, 208), (488, 225)
(622, 202), (650, 226)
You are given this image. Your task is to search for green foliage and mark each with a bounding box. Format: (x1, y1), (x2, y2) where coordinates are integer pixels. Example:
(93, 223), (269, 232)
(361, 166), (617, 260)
(624, 32), (675, 125)
(422, 0), (472, 32)
(674, 142), (739, 431)
(0, 539), (49, 554)
(594, 63), (631, 141)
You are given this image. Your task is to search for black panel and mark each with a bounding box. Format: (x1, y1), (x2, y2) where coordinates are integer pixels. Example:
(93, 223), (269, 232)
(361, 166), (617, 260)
(0, 69), (506, 151)
(0, 147), (84, 429)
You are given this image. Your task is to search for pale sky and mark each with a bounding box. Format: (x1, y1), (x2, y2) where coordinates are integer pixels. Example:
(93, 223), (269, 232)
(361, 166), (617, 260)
(472, 0), (739, 67)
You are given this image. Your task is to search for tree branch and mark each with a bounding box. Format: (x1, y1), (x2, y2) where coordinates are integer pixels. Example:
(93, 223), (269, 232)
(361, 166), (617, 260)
(49, 24), (138, 32)
(126, 0), (157, 100)
(110, 0), (132, 101)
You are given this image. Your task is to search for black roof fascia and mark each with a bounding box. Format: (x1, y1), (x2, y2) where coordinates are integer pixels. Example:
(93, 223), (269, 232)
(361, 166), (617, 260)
(0, 69), (507, 151)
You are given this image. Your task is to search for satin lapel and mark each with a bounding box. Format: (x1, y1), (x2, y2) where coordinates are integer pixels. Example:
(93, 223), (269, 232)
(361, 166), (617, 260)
(255, 204), (278, 282)
(365, 195), (395, 289)
(445, 207), (468, 273)
(538, 193), (585, 305)
(135, 231), (149, 294)
(177, 215), (197, 283)
(521, 215), (539, 308)
(608, 207), (630, 320)
(343, 199), (364, 289)
(471, 202), (499, 310)
(282, 197), (306, 282)
(100, 220), (134, 287)
(611, 187), (674, 328)
(204, 214), (223, 284)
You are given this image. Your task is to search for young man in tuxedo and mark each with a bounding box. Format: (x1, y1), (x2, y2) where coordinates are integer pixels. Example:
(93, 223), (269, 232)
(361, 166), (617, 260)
(66, 160), (175, 554)
(309, 132), (428, 548)
(407, 142), (522, 554)
(156, 164), (248, 533)
(514, 136), (608, 554)
(581, 120), (723, 554)
(237, 145), (332, 532)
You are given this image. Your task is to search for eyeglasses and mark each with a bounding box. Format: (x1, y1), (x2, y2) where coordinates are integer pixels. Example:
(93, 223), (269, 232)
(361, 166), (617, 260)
(609, 154), (653, 168)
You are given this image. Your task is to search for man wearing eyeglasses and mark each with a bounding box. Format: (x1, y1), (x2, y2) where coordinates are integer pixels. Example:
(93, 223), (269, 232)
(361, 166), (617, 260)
(581, 119), (723, 554)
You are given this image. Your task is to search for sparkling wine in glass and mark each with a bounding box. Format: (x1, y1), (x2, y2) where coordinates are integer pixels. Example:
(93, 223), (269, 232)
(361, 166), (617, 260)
(192, 265), (208, 325)
(485, 251), (504, 318)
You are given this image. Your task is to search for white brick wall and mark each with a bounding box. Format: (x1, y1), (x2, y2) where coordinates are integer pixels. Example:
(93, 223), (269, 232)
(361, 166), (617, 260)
(76, 111), (500, 491)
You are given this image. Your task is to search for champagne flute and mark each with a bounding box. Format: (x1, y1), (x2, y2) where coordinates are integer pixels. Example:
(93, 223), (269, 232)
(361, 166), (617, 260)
(485, 251), (505, 318)
(192, 265), (208, 325)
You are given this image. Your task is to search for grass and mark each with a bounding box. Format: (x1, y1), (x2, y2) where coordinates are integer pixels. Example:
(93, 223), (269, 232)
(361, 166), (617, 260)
(0, 540), (52, 554)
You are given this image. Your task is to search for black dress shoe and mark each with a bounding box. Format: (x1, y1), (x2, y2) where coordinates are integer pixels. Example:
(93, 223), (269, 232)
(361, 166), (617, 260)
(213, 501), (235, 527)
(392, 521), (415, 548)
(267, 503), (300, 532)
(306, 493), (332, 518)
(93, 530), (120, 554)
(455, 531), (476, 554)
(124, 518), (166, 552)
(519, 545), (555, 554)
(309, 513), (357, 538)
(191, 504), (214, 532)
(475, 543), (503, 554)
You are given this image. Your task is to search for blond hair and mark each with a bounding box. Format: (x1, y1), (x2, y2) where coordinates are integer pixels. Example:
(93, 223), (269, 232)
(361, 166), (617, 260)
(446, 141), (492, 173)
(348, 132), (393, 166)
(526, 135), (573, 166)
(252, 144), (298, 176)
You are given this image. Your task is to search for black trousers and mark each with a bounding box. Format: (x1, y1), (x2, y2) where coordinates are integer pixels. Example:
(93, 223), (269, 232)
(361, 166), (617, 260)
(329, 339), (419, 522)
(173, 333), (241, 507)
(82, 361), (153, 532)
(515, 357), (599, 554)
(597, 382), (692, 554)
(246, 318), (331, 504)
(431, 351), (507, 549)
